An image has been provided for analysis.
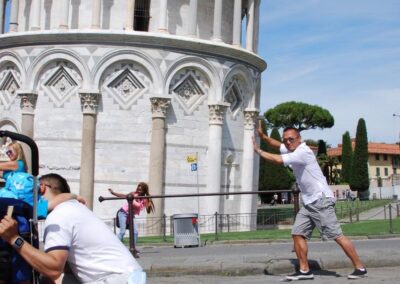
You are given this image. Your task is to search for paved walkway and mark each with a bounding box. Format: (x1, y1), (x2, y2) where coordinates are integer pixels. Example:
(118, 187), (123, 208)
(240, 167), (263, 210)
(137, 203), (400, 278)
(138, 237), (400, 277)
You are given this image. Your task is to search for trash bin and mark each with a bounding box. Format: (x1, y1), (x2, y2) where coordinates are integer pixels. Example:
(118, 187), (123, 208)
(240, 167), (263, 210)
(173, 213), (200, 248)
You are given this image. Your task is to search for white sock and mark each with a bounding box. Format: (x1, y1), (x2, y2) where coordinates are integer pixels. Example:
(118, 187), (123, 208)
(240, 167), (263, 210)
(300, 269), (309, 273)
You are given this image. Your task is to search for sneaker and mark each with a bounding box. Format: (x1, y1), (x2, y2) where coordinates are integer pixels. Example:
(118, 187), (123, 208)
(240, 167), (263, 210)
(348, 268), (367, 279)
(286, 270), (314, 281)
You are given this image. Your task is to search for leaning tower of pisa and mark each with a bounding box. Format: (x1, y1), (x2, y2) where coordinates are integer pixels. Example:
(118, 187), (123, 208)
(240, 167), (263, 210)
(0, 0), (266, 232)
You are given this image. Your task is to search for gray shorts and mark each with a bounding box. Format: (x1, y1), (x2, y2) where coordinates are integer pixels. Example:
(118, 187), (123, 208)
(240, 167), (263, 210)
(292, 196), (342, 240)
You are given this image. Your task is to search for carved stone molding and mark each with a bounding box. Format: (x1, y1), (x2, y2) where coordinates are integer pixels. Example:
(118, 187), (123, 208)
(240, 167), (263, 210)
(150, 97), (171, 119)
(208, 103), (229, 125)
(18, 92), (38, 115)
(79, 92), (100, 114)
(243, 109), (259, 130)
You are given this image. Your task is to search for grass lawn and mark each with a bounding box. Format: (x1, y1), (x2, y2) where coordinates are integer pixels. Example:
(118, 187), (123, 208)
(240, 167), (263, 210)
(134, 218), (400, 245)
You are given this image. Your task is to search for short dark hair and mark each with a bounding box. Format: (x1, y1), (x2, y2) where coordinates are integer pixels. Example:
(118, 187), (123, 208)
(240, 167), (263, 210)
(283, 127), (300, 135)
(39, 173), (70, 194)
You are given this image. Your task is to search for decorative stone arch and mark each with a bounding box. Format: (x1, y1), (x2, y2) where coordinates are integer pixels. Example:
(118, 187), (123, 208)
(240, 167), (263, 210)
(26, 48), (90, 91)
(93, 49), (162, 92)
(92, 50), (162, 110)
(25, 49), (89, 108)
(165, 56), (221, 114)
(0, 118), (20, 132)
(0, 52), (26, 109)
(222, 64), (254, 117)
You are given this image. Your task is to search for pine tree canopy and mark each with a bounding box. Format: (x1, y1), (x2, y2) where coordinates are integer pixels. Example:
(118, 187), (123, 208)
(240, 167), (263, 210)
(264, 101), (334, 132)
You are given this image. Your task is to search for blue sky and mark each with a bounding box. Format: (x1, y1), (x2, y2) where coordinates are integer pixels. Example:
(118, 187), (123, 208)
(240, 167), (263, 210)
(258, 0), (400, 147)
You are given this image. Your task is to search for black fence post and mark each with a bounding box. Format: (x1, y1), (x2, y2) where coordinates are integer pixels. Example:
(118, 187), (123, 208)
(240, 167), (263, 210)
(127, 194), (139, 258)
(292, 183), (301, 221)
(163, 214), (167, 241)
(215, 212), (218, 241)
(384, 205), (387, 220)
(349, 208), (353, 223)
(389, 204), (393, 234)
(356, 207), (359, 222)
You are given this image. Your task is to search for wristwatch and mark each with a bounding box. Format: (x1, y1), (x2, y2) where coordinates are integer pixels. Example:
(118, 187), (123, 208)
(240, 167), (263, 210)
(12, 236), (25, 249)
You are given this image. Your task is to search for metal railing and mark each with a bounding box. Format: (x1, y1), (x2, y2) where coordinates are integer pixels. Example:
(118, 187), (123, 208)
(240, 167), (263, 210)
(98, 188), (300, 255)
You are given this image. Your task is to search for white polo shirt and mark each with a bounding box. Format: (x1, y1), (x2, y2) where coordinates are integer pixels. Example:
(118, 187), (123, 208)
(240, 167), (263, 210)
(44, 200), (142, 283)
(280, 143), (334, 205)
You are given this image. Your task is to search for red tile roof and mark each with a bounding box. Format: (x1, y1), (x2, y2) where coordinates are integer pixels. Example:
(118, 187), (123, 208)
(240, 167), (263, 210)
(328, 142), (400, 157)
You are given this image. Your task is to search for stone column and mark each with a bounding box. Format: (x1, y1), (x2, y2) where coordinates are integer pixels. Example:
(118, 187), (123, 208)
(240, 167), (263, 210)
(187, 0), (197, 37)
(148, 97), (171, 234)
(240, 109), (258, 223)
(31, 0), (41, 30)
(91, 0), (101, 29)
(125, 0), (135, 31)
(212, 0), (223, 42)
(232, 0), (242, 47)
(205, 103), (229, 215)
(0, 0), (5, 33)
(18, 92), (38, 173)
(246, 0), (255, 52)
(158, 0), (168, 33)
(78, 91), (100, 210)
(59, 0), (70, 29)
(9, 0), (19, 32)
(253, 0), (260, 53)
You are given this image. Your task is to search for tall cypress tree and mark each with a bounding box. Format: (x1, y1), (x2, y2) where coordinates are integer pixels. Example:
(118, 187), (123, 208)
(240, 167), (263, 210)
(341, 131), (353, 183)
(349, 118), (370, 199)
(317, 140), (330, 183)
(317, 140), (327, 156)
(258, 128), (294, 203)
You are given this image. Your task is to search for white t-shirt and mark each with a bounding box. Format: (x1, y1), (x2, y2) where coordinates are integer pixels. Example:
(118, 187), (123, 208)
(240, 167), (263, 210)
(44, 200), (142, 283)
(280, 143), (334, 205)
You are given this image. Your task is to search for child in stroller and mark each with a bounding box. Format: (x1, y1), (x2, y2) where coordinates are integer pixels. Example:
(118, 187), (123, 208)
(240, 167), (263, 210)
(0, 141), (84, 284)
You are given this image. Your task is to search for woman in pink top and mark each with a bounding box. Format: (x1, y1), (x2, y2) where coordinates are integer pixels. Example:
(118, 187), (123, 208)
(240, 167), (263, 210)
(108, 182), (154, 245)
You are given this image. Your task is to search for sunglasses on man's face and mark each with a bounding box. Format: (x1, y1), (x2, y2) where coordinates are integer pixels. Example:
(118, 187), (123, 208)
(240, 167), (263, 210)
(283, 137), (297, 144)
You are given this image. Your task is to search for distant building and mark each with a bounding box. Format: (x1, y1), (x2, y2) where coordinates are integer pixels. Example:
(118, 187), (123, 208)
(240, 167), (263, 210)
(328, 141), (400, 187)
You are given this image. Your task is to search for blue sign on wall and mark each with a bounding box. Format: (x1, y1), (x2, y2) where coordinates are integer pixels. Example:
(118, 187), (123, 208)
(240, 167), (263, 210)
(191, 163), (197, 172)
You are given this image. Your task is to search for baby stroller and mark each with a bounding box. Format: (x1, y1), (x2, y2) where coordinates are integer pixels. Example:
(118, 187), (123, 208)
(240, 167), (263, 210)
(0, 130), (41, 284)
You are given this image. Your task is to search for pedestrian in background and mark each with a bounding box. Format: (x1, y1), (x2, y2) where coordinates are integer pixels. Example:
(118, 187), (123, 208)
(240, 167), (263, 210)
(109, 182), (155, 254)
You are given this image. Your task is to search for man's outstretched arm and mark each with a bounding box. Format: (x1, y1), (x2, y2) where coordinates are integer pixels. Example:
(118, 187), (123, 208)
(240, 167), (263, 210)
(256, 120), (281, 150)
(0, 216), (68, 281)
(252, 136), (284, 165)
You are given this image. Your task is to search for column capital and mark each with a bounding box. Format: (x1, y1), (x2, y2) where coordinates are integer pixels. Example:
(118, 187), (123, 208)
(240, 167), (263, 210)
(18, 92), (38, 114)
(79, 91), (100, 114)
(150, 97), (171, 118)
(243, 108), (259, 130)
(208, 102), (229, 125)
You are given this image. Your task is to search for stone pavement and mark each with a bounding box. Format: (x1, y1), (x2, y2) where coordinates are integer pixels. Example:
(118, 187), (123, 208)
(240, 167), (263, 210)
(138, 237), (400, 277)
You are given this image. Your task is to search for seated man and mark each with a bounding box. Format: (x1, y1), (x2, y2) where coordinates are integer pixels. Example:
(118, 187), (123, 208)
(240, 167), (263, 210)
(0, 173), (145, 284)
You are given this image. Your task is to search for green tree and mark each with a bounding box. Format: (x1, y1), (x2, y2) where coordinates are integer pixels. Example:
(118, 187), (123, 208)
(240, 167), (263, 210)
(349, 118), (370, 200)
(303, 139), (319, 147)
(317, 140), (329, 182)
(341, 131), (353, 183)
(264, 101), (334, 131)
(258, 128), (294, 203)
(317, 139), (327, 156)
